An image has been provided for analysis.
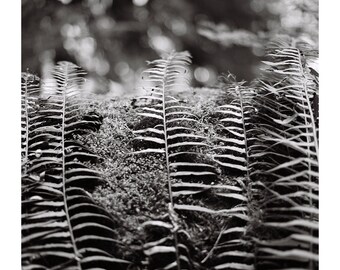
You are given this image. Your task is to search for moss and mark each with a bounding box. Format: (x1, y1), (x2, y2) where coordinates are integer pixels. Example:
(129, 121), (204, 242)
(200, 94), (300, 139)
(77, 98), (169, 261)
(78, 90), (247, 263)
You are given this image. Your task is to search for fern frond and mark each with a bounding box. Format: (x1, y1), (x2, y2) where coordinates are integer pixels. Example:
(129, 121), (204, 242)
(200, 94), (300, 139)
(134, 51), (223, 269)
(22, 63), (130, 270)
(199, 78), (256, 270)
(141, 206), (198, 270)
(250, 39), (319, 270)
(21, 73), (40, 174)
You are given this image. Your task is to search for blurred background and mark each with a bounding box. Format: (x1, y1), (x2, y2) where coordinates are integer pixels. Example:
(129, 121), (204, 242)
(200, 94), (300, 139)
(22, 0), (318, 96)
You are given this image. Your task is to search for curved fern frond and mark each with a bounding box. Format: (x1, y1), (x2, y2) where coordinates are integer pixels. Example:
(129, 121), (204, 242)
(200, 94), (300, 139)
(202, 77), (255, 270)
(22, 62), (131, 270)
(135, 51), (220, 269)
(250, 39), (319, 270)
(213, 81), (255, 175)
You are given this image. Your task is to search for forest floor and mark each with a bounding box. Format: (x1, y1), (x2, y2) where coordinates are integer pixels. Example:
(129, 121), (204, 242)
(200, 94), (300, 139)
(78, 87), (248, 263)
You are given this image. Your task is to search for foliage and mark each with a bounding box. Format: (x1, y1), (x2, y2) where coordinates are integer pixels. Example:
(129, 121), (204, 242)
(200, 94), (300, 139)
(21, 62), (132, 269)
(249, 38), (319, 269)
(22, 38), (319, 270)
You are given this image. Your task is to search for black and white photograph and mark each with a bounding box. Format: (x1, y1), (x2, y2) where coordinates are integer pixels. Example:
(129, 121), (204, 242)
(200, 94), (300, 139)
(16, 0), (323, 269)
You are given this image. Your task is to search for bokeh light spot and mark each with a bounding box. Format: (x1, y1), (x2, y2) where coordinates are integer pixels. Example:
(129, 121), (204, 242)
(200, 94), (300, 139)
(149, 35), (174, 53)
(133, 0), (148, 7)
(194, 67), (210, 83)
(58, 0), (72, 4)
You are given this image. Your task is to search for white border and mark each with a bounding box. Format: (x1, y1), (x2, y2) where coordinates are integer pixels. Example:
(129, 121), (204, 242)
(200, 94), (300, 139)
(319, 1), (340, 269)
(0, 0), (21, 268)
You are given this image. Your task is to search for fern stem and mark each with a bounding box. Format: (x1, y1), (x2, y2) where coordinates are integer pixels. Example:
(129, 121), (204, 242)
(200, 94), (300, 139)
(161, 53), (181, 270)
(161, 56), (173, 206)
(237, 86), (250, 180)
(22, 80), (30, 175)
(303, 81), (316, 270)
(201, 223), (226, 264)
(237, 86), (256, 269)
(297, 49), (318, 270)
(61, 66), (82, 269)
(163, 97), (172, 206)
(297, 50), (319, 161)
(306, 137), (314, 270)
